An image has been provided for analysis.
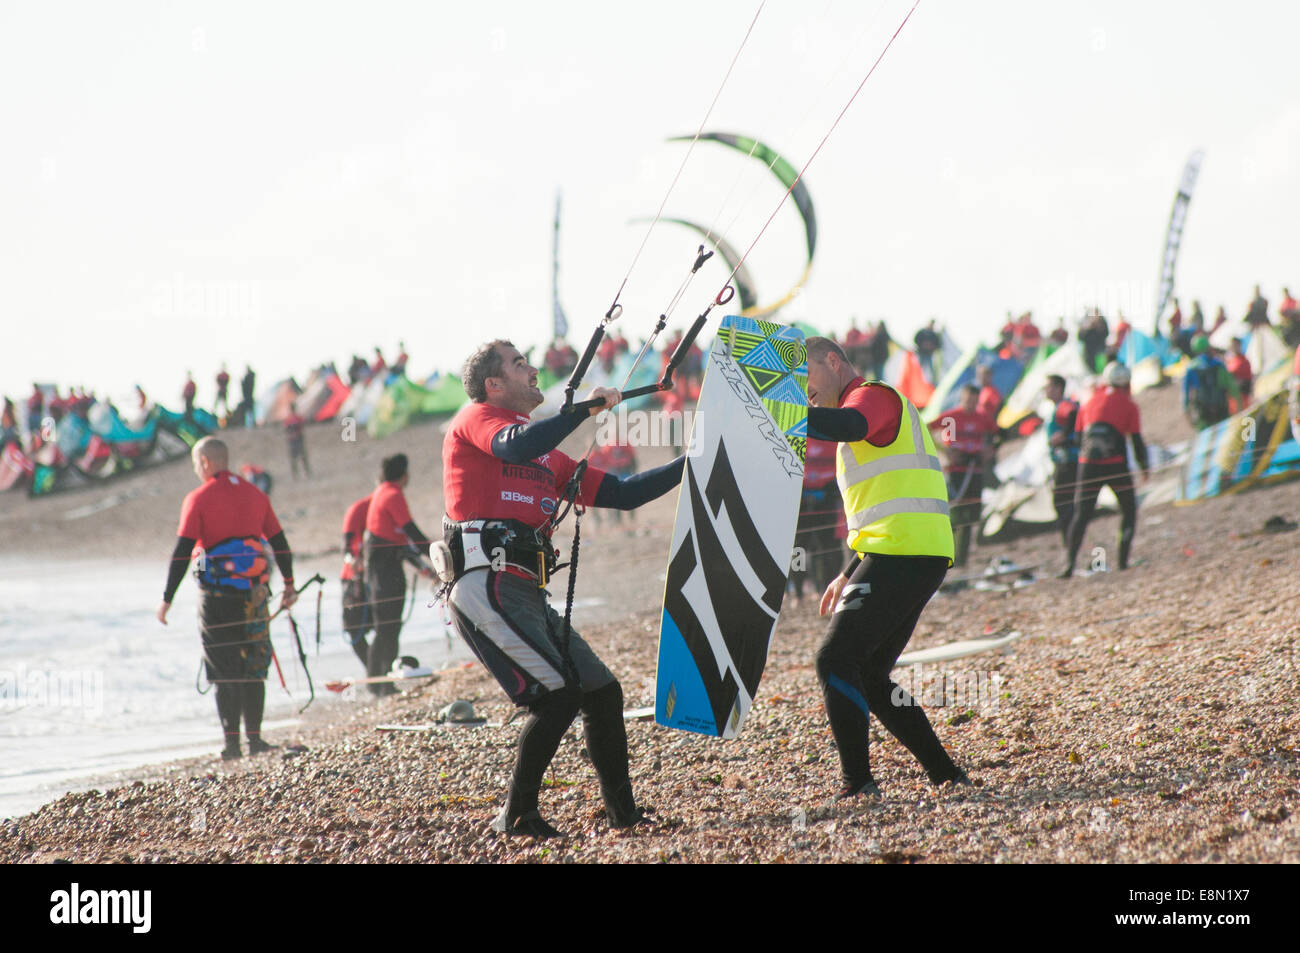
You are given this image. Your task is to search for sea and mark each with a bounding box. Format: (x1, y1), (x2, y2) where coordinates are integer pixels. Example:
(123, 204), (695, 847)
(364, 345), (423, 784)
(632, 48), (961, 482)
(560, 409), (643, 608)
(0, 556), (478, 820)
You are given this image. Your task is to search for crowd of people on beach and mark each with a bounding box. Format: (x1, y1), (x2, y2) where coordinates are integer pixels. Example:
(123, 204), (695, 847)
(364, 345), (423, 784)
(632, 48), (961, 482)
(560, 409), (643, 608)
(7, 282), (1298, 840)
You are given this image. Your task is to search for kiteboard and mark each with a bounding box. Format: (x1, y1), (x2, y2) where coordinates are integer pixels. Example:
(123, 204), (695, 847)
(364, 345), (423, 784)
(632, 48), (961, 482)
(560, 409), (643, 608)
(894, 630), (1023, 667)
(655, 316), (807, 738)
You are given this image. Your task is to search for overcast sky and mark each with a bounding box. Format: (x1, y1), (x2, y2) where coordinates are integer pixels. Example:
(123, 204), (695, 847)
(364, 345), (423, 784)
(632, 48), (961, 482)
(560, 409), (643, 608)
(3, 0), (1297, 407)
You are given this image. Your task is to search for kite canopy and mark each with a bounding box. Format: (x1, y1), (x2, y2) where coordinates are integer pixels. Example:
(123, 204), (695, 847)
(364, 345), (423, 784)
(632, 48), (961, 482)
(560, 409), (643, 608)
(668, 131), (816, 319)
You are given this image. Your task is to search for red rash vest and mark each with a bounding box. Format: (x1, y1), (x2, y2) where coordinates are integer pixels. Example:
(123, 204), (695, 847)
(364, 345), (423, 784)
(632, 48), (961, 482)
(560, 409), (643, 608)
(366, 481), (415, 542)
(838, 377), (903, 446)
(177, 470), (282, 551)
(1075, 387), (1141, 464)
(443, 402), (606, 530)
(341, 494), (371, 579)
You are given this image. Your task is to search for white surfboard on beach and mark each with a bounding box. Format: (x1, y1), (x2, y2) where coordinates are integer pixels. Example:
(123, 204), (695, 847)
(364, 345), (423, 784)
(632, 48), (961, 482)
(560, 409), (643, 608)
(894, 630), (1023, 667)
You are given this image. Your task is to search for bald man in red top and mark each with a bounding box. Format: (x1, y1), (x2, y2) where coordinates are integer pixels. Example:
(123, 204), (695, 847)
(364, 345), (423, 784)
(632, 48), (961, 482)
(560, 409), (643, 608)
(157, 437), (297, 760)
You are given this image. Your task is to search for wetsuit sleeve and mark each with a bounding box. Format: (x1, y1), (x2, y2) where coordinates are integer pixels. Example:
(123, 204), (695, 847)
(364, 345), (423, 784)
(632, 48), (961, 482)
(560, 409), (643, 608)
(163, 536), (196, 602)
(593, 456), (685, 510)
(1131, 433), (1150, 473)
(399, 520), (432, 560)
(268, 530), (294, 584)
(807, 407), (869, 442)
(490, 412), (588, 463)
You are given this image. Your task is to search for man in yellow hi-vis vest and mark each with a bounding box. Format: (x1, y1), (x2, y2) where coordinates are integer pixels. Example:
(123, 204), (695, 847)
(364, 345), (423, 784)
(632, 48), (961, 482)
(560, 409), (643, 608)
(804, 337), (970, 798)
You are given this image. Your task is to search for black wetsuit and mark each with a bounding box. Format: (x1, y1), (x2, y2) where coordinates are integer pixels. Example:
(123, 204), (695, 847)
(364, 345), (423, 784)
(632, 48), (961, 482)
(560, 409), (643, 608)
(807, 403), (964, 791)
(363, 521), (430, 695)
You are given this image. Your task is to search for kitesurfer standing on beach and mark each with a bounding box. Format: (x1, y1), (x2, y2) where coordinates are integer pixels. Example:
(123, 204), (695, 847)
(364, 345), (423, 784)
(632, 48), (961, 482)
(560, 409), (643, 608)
(363, 454), (434, 696)
(802, 337), (969, 798)
(442, 340), (684, 838)
(156, 437), (298, 760)
(1060, 362), (1149, 578)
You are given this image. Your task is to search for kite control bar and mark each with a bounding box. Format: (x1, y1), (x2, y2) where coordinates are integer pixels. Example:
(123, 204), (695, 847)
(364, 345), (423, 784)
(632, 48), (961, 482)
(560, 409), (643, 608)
(562, 246), (726, 415)
(562, 279), (733, 416)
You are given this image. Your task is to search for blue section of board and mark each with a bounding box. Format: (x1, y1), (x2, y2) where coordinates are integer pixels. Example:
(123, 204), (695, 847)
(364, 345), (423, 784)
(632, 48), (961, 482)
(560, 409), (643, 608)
(736, 339), (786, 373)
(764, 376), (808, 408)
(655, 609), (719, 737)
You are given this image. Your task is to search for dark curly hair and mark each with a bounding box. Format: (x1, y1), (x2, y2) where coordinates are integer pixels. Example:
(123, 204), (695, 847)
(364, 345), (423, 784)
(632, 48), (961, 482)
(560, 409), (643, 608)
(461, 339), (514, 402)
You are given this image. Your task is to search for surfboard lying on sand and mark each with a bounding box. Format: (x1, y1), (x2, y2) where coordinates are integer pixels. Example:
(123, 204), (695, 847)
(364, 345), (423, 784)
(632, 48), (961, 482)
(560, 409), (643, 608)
(894, 630), (1023, 666)
(323, 667), (438, 693)
(655, 316), (808, 738)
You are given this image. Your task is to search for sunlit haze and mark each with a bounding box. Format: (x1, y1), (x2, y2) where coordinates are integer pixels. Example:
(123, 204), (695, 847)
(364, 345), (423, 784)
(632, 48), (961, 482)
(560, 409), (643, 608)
(3, 0), (1297, 406)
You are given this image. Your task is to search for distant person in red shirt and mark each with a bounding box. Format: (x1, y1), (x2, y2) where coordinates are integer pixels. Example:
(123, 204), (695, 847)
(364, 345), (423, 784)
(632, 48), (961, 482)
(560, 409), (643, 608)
(1015, 312), (1042, 354)
(215, 364), (231, 418)
(1167, 298), (1183, 339)
(239, 462), (272, 495)
(364, 453), (434, 696)
(1061, 363), (1149, 578)
(929, 384), (998, 567)
(182, 372), (197, 421)
(393, 341), (409, 375)
(371, 346), (388, 379)
(1049, 317), (1069, 348)
(157, 437), (297, 760)
(589, 435), (638, 526)
(1113, 312), (1131, 350)
(975, 365), (1002, 420)
(284, 404), (310, 479)
(340, 492), (373, 667)
(1279, 287), (1299, 343)
(1224, 338), (1253, 401)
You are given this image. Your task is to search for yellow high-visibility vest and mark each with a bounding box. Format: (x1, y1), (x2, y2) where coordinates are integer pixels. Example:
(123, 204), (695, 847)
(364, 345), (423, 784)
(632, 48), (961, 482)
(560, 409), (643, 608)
(836, 382), (955, 562)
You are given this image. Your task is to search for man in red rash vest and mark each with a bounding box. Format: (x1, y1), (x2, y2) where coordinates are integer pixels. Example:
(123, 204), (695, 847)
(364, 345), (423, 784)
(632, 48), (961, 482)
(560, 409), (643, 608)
(1060, 362), (1149, 578)
(929, 385), (999, 567)
(442, 340), (684, 838)
(157, 437), (298, 760)
(363, 453), (434, 696)
(340, 492), (373, 667)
